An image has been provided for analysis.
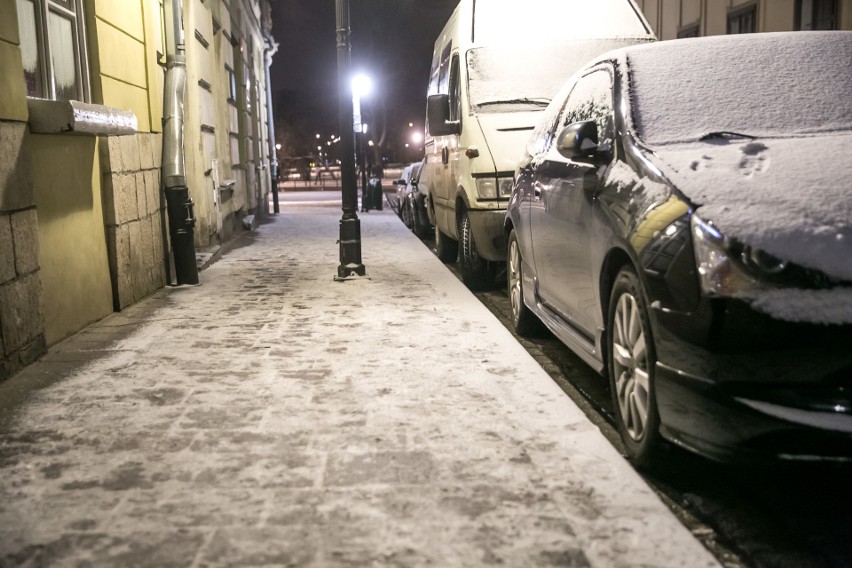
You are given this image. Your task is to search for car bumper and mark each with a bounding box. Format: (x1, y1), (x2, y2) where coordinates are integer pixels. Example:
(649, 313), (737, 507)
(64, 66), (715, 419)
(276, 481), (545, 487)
(652, 305), (852, 464)
(467, 208), (507, 262)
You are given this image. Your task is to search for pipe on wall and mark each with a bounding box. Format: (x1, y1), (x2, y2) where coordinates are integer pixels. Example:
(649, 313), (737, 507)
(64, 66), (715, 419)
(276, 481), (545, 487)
(161, 0), (199, 285)
(262, 27), (280, 214)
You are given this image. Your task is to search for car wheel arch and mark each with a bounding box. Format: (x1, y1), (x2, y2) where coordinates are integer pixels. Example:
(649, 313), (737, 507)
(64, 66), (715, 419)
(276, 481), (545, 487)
(454, 188), (471, 231)
(599, 248), (642, 358)
(503, 218), (515, 241)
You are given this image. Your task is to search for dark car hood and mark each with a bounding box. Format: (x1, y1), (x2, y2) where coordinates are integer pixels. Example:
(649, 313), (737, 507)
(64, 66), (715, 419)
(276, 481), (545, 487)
(648, 133), (852, 281)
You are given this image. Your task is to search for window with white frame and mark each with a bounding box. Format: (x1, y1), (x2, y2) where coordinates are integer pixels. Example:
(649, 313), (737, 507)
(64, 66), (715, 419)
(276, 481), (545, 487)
(16, 0), (90, 101)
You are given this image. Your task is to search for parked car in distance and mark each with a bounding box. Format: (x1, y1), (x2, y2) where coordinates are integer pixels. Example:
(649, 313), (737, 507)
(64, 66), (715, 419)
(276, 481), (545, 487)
(424, 0), (655, 290)
(399, 160), (431, 237)
(394, 164), (414, 214)
(505, 32), (852, 467)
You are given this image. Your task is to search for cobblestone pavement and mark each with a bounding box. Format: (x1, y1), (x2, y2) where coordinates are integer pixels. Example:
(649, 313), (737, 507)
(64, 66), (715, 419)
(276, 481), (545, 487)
(0, 202), (720, 567)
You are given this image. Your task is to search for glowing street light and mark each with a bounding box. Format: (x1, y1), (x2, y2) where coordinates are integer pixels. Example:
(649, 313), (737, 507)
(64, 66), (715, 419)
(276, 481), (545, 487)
(351, 74), (373, 206)
(352, 74), (372, 98)
(351, 73), (372, 133)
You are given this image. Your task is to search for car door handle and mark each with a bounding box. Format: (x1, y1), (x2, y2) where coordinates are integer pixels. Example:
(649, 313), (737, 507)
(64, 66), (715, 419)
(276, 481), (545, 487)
(441, 146), (449, 165)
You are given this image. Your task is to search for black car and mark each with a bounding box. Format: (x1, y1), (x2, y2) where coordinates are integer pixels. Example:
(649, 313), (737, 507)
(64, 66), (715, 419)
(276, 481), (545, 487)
(504, 32), (852, 467)
(399, 160), (431, 237)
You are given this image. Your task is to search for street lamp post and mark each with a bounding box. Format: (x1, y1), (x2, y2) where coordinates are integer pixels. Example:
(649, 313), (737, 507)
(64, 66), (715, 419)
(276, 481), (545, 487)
(334, 0), (365, 279)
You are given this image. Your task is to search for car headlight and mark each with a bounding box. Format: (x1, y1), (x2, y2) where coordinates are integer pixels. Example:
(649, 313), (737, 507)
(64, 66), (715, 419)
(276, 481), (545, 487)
(691, 214), (787, 297)
(475, 176), (513, 199)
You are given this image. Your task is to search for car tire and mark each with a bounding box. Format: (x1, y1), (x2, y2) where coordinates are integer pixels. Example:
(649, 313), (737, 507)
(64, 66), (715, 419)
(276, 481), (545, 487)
(507, 230), (542, 336)
(401, 198), (413, 228)
(607, 267), (664, 469)
(459, 211), (495, 290)
(434, 223), (459, 263)
(413, 199), (429, 237)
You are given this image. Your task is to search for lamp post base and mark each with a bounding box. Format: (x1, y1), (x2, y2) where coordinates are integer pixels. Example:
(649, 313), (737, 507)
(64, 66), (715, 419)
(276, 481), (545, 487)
(336, 216), (366, 280)
(334, 269), (369, 282)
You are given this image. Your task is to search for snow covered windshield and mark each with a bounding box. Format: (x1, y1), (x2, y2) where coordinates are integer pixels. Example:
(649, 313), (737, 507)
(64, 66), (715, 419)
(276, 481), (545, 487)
(628, 32), (852, 145)
(468, 39), (651, 113)
(473, 0), (651, 45)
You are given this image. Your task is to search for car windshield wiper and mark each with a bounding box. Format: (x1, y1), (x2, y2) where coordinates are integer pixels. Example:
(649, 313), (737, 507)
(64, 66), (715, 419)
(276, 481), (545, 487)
(477, 98), (551, 108)
(699, 131), (756, 141)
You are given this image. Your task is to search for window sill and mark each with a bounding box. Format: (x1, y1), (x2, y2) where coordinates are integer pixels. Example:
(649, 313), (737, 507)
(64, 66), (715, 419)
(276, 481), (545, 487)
(27, 98), (137, 136)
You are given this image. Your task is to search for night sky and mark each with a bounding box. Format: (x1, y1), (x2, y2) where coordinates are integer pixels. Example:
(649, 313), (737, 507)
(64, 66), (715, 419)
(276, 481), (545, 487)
(269, 0), (459, 159)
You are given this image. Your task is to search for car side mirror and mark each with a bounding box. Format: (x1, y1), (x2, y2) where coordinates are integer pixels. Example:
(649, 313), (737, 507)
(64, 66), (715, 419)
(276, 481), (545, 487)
(556, 121), (600, 160)
(427, 94), (460, 136)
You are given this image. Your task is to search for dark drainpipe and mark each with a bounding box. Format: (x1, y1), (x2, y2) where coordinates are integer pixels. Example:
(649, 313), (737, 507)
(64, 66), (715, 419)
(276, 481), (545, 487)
(161, 0), (199, 285)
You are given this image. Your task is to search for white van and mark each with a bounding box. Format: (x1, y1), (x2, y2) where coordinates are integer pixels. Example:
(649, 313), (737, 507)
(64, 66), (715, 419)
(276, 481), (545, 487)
(423, 0), (655, 289)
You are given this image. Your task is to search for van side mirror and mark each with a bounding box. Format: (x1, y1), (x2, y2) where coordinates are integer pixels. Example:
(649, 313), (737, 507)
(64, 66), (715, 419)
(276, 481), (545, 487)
(556, 121), (600, 160)
(427, 94), (460, 136)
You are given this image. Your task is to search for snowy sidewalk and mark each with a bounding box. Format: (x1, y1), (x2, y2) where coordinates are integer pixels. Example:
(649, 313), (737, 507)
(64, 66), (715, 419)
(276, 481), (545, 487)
(0, 202), (719, 567)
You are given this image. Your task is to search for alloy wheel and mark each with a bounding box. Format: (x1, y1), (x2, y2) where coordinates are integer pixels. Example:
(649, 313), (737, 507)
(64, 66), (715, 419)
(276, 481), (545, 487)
(508, 238), (523, 325)
(611, 291), (651, 441)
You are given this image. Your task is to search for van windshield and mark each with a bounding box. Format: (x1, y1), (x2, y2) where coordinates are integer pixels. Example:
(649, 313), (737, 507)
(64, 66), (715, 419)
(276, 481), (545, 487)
(467, 39), (649, 113)
(473, 0), (650, 44)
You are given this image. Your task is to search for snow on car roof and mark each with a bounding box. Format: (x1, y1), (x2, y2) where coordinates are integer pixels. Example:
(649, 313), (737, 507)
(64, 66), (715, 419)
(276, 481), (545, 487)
(617, 32), (852, 325)
(625, 31), (852, 145)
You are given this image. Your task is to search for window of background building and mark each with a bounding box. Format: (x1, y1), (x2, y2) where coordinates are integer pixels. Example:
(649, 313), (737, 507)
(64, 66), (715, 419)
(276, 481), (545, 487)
(225, 64), (237, 103)
(15, 0), (90, 101)
(677, 23), (700, 38)
(727, 4), (757, 34)
(796, 0), (838, 30)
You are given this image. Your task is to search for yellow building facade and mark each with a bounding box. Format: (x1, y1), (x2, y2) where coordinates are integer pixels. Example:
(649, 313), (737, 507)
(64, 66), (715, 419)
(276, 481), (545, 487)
(0, 0), (275, 380)
(635, 0), (852, 38)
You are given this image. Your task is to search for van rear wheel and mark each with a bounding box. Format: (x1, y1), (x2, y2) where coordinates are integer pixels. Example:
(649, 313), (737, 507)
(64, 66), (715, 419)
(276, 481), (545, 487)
(459, 212), (495, 290)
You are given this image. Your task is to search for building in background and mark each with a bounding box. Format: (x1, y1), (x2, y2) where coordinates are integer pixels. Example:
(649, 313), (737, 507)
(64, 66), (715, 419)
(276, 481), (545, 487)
(0, 0), (276, 381)
(634, 0), (851, 38)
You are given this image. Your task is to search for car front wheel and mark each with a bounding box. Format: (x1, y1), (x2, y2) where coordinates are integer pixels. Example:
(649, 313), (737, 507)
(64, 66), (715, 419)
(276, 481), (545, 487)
(507, 230), (541, 336)
(607, 267), (664, 469)
(400, 198), (413, 228)
(412, 198), (430, 237)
